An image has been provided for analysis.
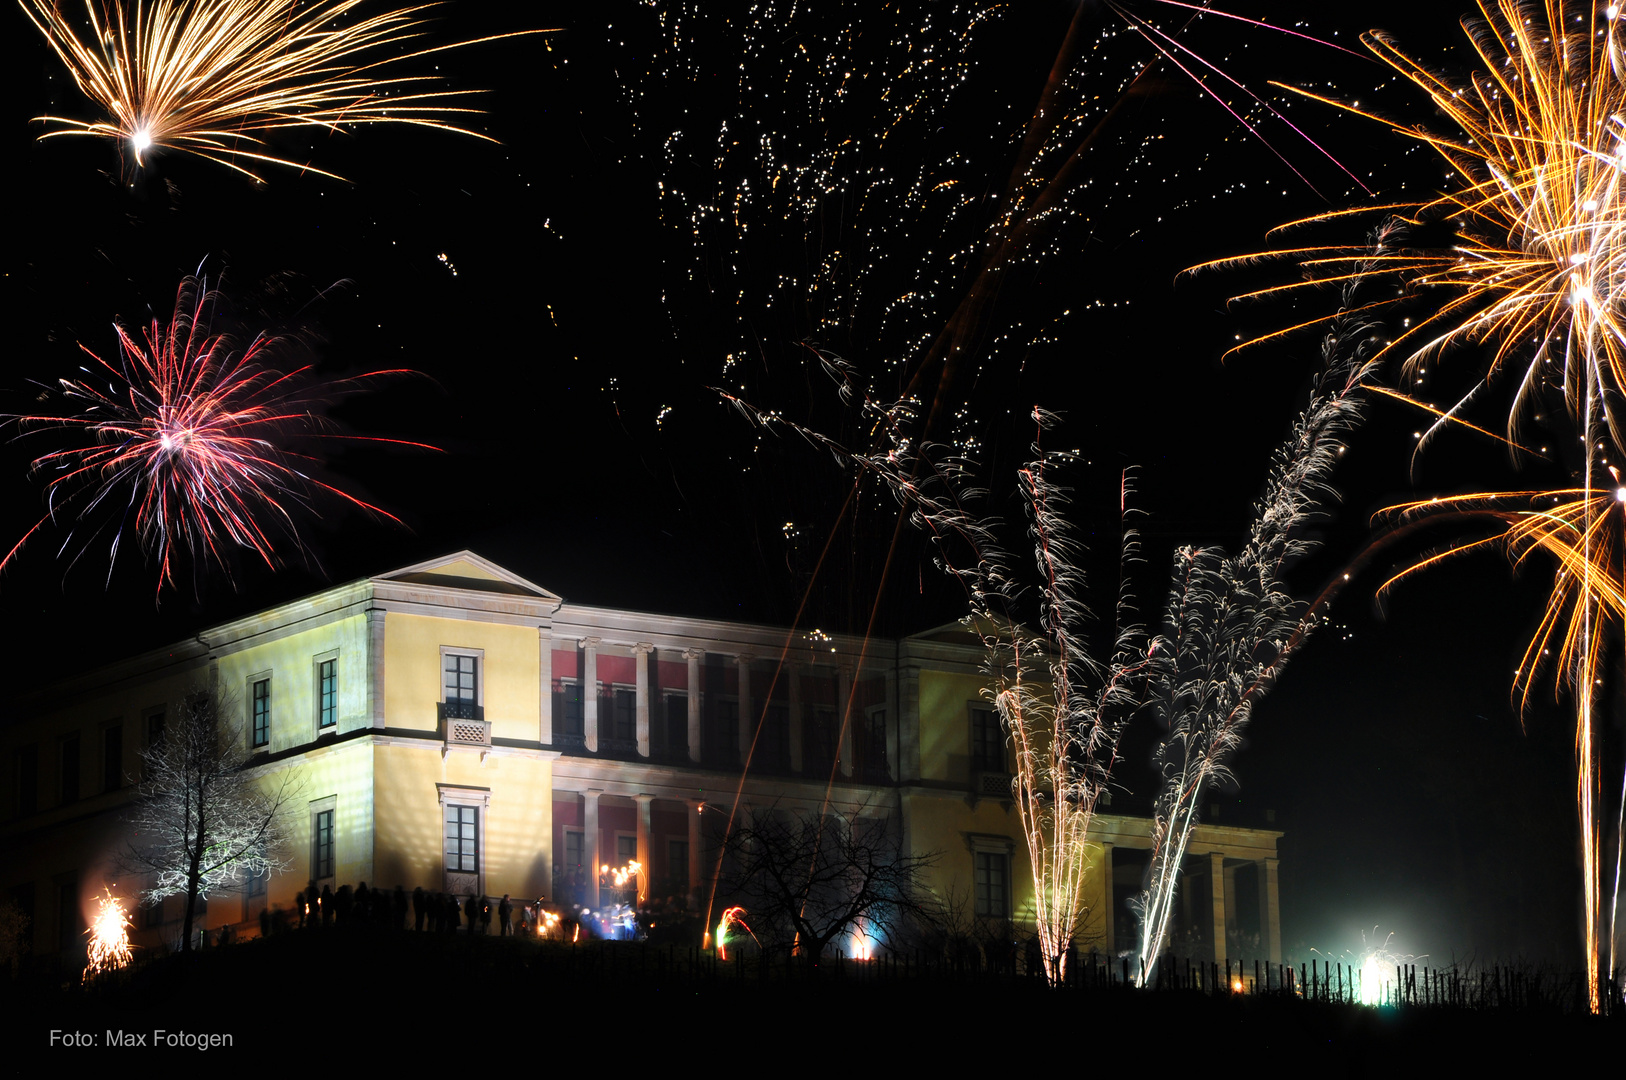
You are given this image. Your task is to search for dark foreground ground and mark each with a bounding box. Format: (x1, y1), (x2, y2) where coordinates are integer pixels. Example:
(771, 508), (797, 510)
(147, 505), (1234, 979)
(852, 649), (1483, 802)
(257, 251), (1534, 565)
(9, 931), (1621, 1065)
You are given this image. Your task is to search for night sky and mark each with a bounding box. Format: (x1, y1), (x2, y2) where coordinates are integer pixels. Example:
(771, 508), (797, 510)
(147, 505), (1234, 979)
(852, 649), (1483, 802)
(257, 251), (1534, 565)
(3, 2), (1609, 968)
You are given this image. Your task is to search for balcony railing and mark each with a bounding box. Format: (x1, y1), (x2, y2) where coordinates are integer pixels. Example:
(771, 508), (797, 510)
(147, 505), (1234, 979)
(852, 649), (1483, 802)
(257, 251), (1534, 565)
(973, 770), (1014, 799)
(439, 701), (489, 748)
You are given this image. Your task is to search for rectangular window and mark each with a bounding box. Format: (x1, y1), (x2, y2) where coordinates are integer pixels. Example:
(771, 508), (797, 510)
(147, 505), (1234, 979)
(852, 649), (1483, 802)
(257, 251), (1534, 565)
(762, 702), (789, 769)
(102, 724), (123, 792)
(557, 681), (584, 739)
(865, 707), (889, 778)
(59, 734), (80, 803)
(147, 712), (165, 748)
(564, 830), (584, 873)
(612, 688), (636, 742)
(616, 834), (637, 864)
(667, 839), (689, 894)
(971, 706), (1003, 771)
(16, 745), (38, 816)
(975, 851), (1009, 919)
(664, 694), (688, 754)
(313, 809), (335, 881)
(445, 805), (478, 873)
(318, 659), (337, 729)
(713, 699), (739, 764)
(251, 678), (271, 748)
(444, 654), (477, 704)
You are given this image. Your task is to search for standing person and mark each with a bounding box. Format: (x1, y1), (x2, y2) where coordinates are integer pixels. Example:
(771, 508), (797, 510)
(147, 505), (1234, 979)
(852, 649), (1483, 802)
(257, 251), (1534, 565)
(464, 892), (478, 933)
(479, 896), (493, 936)
(413, 886), (426, 931)
(499, 894), (512, 936)
(393, 885), (408, 930)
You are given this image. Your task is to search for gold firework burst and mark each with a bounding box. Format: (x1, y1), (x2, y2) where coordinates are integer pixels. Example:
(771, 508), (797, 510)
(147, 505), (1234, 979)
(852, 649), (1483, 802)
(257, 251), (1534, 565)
(1206, 1), (1624, 1013)
(20, 0), (553, 180)
(1204, 0), (1624, 453)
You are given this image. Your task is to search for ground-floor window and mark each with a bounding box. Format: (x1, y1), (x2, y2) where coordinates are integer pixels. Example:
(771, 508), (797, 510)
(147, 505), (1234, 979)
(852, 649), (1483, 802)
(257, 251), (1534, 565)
(975, 851), (1009, 919)
(445, 805), (478, 873)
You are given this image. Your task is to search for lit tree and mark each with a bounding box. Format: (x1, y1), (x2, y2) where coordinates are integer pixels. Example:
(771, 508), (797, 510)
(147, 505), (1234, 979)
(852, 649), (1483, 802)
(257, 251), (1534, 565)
(122, 688), (297, 952)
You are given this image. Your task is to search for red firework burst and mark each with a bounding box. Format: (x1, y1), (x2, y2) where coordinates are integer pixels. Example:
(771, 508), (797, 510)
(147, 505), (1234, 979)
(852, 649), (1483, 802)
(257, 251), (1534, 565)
(4, 276), (430, 597)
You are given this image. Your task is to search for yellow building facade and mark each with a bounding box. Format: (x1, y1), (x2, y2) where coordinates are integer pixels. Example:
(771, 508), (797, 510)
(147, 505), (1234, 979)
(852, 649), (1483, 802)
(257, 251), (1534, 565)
(2, 552), (1282, 967)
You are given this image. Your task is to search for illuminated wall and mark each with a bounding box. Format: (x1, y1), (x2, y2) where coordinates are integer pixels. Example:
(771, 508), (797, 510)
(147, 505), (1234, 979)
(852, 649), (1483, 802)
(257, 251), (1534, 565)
(383, 612), (540, 741)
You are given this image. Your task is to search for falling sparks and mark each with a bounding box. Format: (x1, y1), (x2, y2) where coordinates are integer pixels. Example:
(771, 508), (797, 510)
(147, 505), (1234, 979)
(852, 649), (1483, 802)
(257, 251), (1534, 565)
(20, 0), (554, 180)
(83, 890), (133, 982)
(2, 276), (433, 597)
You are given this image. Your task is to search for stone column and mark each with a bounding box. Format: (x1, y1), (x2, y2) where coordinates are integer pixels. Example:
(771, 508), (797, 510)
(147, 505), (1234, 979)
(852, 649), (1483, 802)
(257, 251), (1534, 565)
(538, 628), (553, 745)
(634, 794), (654, 903)
(1262, 857), (1282, 965)
(1223, 861), (1239, 957)
(582, 637), (601, 753)
(583, 788), (602, 908)
(787, 663), (803, 773)
(1209, 851), (1228, 966)
(684, 649), (703, 764)
(836, 663), (854, 778)
(367, 607), (386, 729)
(1099, 841), (1115, 956)
(686, 799), (704, 906)
(736, 653), (754, 764)
(635, 643), (653, 758)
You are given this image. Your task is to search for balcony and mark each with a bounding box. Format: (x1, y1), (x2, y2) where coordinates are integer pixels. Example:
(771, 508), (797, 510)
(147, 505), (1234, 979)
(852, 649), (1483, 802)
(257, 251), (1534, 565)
(439, 701), (489, 748)
(973, 770), (1014, 799)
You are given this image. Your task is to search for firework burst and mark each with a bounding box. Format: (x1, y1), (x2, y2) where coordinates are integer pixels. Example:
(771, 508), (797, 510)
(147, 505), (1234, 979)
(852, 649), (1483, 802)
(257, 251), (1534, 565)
(1208, 1), (1624, 455)
(1202, 0), (1624, 1013)
(83, 889), (133, 982)
(3, 276), (429, 597)
(19, 0), (552, 180)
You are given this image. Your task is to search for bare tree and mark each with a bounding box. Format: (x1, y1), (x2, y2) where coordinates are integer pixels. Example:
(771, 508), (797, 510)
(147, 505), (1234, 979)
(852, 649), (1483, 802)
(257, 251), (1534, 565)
(122, 688), (298, 952)
(719, 805), (943, 962)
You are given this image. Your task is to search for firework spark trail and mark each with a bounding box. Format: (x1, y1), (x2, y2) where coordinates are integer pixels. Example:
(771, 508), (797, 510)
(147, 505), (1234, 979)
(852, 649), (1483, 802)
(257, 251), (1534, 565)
(727, 356), (1150, 986)
(19, 0), (554, 180)
(1206, 2), (1624, 455)
(1133, 268), (1380, 984)
(3, 276), (433, 597)
(1204, 1), (1623, 1009)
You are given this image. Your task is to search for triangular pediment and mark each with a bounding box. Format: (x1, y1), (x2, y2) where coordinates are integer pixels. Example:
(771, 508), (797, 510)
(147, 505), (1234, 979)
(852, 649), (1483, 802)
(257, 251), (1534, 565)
(376, 551), (562, 601)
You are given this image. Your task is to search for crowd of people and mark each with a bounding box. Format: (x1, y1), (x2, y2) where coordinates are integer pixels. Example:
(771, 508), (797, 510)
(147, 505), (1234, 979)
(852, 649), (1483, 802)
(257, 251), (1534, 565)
(248, 880), (709, 946)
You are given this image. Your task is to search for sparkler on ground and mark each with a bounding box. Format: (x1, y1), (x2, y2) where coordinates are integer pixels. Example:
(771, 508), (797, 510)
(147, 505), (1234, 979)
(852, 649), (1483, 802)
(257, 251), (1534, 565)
(3, 275), (431, 598)
(19, 1), (554, 180)
(83, 889), (133, 982)
(1133, 279), (1379, 985)
(1202, 0), (1623, 1010)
